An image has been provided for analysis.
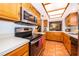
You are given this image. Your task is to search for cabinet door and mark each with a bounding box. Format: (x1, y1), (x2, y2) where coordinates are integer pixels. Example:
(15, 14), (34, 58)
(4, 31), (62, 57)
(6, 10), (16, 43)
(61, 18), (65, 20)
(23, 52), (29, 56)
(46, 32), (63, 42)
(0, 3), (21, 21)
(70, 12), (78, 26)
(63, 33), (71, 54)
(44, 20), (48, 27)
(66, 16), (70, 26)
(36, 17), (41, 26)
(66, 12), (78, 26)
(42, 34), (46, 49)
(5, 43), (29, 56)
(46, 32), (56, 41)
(54, 32), (63, 42)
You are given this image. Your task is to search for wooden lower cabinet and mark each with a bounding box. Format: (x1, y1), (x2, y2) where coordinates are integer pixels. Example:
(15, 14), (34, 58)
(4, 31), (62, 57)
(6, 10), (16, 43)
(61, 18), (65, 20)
(46, 32), (63, 42)
(63, 33), (78, 56)
(63, 33), (71, 55)
(23, 52), (29, 56)
(42, 34), (46, 49)
(46, 32), (77, 55)
(5, 43), (29, 56)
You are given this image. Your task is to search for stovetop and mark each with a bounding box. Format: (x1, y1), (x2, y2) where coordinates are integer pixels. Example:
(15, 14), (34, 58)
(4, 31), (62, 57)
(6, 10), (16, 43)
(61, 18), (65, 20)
(15, 31), (42, 41)
(25, 34), (42, 41)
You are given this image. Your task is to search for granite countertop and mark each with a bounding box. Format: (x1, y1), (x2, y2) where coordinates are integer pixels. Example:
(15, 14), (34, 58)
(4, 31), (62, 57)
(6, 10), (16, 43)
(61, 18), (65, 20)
(0, 36), (29, 56)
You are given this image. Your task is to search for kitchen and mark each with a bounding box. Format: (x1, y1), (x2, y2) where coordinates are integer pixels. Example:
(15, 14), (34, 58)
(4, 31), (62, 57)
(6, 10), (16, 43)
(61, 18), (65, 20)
(0, 3), (78, 56)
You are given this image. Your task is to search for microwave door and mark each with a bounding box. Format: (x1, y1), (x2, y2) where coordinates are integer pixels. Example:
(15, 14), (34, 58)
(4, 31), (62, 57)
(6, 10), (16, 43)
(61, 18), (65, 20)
(21, 9), (29, 22)
(21, 8), (36, 24)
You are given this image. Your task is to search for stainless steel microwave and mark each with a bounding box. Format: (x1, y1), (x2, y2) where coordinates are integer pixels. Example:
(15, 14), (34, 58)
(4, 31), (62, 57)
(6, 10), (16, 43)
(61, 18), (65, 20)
(21, 7), (37, 24)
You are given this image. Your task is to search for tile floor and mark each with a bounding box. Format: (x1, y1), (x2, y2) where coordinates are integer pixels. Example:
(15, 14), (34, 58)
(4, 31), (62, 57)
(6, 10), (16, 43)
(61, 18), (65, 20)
(42, 40), (70, 56)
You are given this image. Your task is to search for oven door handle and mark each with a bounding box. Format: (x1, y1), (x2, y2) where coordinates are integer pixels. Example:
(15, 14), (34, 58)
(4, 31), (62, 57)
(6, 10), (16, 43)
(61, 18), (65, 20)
(31, 39), (39, 45)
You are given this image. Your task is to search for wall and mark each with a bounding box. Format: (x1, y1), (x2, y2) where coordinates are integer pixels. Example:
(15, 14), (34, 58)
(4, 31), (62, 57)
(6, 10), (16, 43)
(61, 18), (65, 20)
(0, 20), (36, 37)
(0, 20), (15, 35)
(31, 3), (49, 21)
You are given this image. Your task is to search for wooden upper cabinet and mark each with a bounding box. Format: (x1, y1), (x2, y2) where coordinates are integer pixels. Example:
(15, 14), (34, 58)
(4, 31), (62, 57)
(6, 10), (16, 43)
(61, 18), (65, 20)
(0, 3), (21, 21)
(66, 12), (78, 26)
(44, 20), (48, 27)
(37, 17), (41, 26)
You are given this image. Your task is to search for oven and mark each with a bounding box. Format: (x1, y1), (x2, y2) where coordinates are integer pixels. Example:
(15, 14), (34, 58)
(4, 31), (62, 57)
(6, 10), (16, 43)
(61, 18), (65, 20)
(15, 27), (42, 56)
(29, 36), (42, 56)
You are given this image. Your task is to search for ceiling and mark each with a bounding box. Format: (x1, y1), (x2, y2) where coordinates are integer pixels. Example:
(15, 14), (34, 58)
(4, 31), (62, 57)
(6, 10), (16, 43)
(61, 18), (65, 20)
(31, 3), (49, 20)
(43, 3), (68, 20)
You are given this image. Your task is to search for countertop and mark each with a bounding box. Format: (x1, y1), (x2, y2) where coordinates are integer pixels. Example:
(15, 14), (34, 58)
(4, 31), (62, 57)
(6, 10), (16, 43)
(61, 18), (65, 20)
(33, 32), (45, 35)
(63, 32), (78, 39)
(0, 36), (29, 56)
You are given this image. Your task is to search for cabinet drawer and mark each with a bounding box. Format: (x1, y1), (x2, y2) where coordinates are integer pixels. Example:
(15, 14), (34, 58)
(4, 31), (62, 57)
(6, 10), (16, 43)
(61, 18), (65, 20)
(5, 43), (29, 56)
